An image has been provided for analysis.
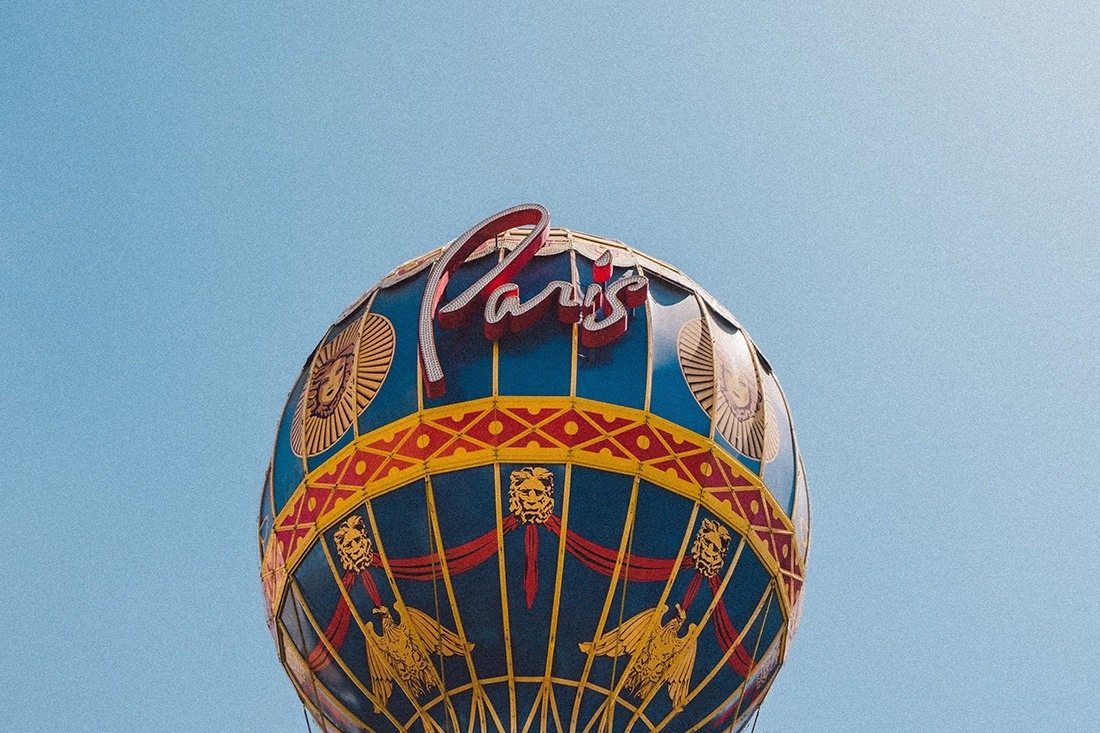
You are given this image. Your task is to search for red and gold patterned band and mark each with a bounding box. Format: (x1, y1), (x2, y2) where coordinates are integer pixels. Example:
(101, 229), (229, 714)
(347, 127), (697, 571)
(261, 395), (805, 627)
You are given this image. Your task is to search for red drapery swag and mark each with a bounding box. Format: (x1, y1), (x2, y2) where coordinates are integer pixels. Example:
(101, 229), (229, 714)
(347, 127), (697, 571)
(305, 514), (755, 678)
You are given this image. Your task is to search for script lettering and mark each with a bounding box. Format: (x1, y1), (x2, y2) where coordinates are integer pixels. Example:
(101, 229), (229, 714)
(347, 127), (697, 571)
(418, 205), (649, 398)
(418, 205), (550, 398)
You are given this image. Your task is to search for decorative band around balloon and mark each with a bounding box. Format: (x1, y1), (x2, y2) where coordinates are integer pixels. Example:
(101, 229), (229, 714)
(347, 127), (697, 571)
(261, 395), (805, 624)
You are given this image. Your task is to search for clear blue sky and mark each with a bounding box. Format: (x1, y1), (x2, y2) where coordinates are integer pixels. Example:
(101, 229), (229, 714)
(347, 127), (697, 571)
(1, 2), (1096, 731)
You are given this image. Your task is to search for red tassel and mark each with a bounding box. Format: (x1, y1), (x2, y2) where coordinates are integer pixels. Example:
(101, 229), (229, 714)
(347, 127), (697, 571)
(707, 574), (755, 675)
(543, 514), (690, 581)
(360, 569), (383, 608)
(307, 572), (356, 671)
(524, 524), (539, 608)
(682, 572), (702, 611)
(386, 516), (519, 580)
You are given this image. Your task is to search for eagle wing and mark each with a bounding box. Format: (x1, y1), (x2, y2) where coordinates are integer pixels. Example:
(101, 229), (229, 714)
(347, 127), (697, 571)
(579, 605), (666, 658)
(665, 624), (698, 709)
(398, 601), (472, 657)
(364, 623), (394, 711)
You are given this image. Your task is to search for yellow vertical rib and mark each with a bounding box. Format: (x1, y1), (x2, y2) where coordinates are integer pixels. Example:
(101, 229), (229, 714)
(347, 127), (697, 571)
(730, 586), (774, 723)
(424, 475), (507, 733)
(606, 506), (704, 732)
(583, 490), (643, 733)
(492, 464), (518, 730)
(277, 603), (328, 730)
(288, 576), (404, 730)
(547, 679), (566, 733)
(678, 585), (775, 733)
(314, 540), (411, 732)
(518, 463), (575, 733)
(364, 500), (461, 733)
(620, 538), (749, 733)
(568, 477), (641, 732)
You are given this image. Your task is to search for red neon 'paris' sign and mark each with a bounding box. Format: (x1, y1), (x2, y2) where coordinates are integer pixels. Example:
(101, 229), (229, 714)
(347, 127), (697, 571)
(418, 204), (649, 398)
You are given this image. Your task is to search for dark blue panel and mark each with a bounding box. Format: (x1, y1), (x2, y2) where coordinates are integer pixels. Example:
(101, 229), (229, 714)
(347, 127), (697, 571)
(368, 479), (472, 693)
(429, 466), (509, 682)
(565, 466), (635, 551)
(761, 373), (796, 517)
(294, 540), (344, 624)
(370, 480), (430, 547)
(424, 254), (498, 408)
(552, 682), (602, 733)
(630, 480), (697, 559)
(721, 546), (773, 632)
(571, 568), (667, 705)
(552, 472), (699, 699)
(575, 256), (648, 410)
(434, 689), (476, 732)
(430, 464), (500, 545)
(357, 271), (425, 437)
(290, 547), (404, 731)
(273, 365), (308, 514)
(550, 467), (635, 684)
(512, 683), (541, 727)
(751, 610), (785, 691)
(709, 590), (784, 727)
(279, 582), (319, 661)
(646, 275), (712, 437)
(497, 251), (575, 397)
(673, 551), (775, 728)
(498, 462), (568, 678)
(312, 512), (423, 731)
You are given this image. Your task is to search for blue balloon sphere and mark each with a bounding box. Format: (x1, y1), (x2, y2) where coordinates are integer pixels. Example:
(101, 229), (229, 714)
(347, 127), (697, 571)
(259, 206), (810, 733)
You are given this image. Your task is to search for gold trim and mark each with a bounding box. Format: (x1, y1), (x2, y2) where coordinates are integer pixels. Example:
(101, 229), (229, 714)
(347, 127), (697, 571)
(423, 475), (507, 733)
(682, 589), (778, 730)
(568, 479), (640, 733)
(415, 676), (659, 732)
(292, 313), (396, 457)
(677, 318), (778, 463)
(365, 500), (463, 732)
(263, 395), (804, 625)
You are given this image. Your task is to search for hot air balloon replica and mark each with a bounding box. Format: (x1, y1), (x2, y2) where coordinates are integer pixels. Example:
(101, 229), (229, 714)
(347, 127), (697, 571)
(259, 205), (810, 733)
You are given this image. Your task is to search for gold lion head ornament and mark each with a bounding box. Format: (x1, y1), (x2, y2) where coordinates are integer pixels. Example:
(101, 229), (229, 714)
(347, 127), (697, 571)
(508, 467), (555, 524)
(334, 515), (374, 573)
(691, 518), (732, 578)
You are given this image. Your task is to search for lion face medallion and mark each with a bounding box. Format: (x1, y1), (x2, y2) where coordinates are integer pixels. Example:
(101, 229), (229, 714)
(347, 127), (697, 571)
(290, 312), (396, 456)
(334, 516), (374, 573)
(309, 346), (355, 419)
(691, 519), (732, 578)
(508, 467), (555, 524)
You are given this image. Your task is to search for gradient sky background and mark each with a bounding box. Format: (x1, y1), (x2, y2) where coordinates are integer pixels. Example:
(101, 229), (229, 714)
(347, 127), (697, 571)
(1, 2), (1097, 732)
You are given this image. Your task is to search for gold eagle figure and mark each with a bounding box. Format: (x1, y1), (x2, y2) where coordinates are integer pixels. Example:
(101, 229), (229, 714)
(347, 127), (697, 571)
(364, 602), (471, 711)
(579, 603), (698, 709)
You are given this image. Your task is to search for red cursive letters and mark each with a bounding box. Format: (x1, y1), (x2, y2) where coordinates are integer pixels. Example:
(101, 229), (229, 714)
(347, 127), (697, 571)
(418, 205), (648, 398)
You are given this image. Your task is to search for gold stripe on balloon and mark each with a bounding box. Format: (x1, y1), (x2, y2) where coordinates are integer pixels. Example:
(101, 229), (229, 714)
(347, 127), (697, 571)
(261, 395), (805, 628)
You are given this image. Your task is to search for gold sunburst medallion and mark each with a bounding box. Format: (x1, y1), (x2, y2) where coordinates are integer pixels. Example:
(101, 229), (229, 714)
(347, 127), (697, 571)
(291, 313), (395, 456)
(677, 317), (778, 462)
